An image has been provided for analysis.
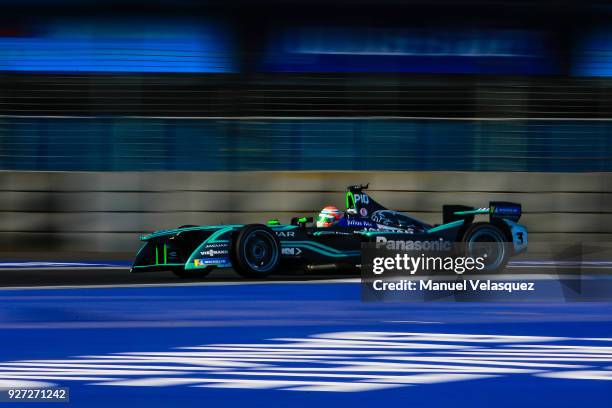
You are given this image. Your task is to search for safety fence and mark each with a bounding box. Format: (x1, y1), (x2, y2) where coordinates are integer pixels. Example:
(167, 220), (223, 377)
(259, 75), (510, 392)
(1, 117), (612, 172)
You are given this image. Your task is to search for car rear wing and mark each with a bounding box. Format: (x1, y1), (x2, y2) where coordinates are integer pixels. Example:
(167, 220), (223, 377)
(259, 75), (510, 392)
(443, 202), (521, 224)
(443, 205), (480, 224)
(489, 201), (521, 222)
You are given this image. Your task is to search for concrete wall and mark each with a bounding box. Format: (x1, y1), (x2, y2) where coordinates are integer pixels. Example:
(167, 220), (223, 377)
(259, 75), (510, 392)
(1, 171), (611, 257)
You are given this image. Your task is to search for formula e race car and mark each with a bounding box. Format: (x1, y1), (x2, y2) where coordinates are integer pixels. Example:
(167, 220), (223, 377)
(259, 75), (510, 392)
(131, 185), (527, 278)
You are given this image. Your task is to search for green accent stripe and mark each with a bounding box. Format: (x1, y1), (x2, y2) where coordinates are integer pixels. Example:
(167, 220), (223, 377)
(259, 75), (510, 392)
(346, 191), (355, 210)
(427, 219), (464, 233)
(270, 225), (298, 231)
(141, 224), (243, 241)
(134, 243), (147, 259)
(455, 209), (489, 215)
(163, 244), (167, 264)
(133, 263), (184, 268)
(358, 231), (415, 237)
(313, 231), (343, 236)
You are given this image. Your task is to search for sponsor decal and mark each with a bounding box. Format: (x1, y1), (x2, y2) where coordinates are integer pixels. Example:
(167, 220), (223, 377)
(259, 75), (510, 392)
(370, 210), (425, 233)
(359, 208), (368, 216)
(354, 193), (370, 205)
(200, 249), (229, 257)
(281, 247), (303, 256)
(204, 243), (227, 248)
(345, 219), (375, 228)
(276, 231), (295, 238)
(491, 205), (520, 216)
(375, 236), (452, 251)
(371, 210), (393, 225)
(195, 257), (228, 266)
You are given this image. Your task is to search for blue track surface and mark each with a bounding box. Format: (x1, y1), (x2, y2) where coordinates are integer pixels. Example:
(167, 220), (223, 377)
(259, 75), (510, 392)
(0, 282), (611, 407)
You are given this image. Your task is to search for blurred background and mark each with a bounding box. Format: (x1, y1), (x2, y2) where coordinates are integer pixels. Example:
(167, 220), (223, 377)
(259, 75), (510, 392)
(1, 0), (611, 259)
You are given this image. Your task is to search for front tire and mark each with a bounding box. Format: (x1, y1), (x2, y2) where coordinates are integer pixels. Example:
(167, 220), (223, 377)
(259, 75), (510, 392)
(232, 224), (281, 278)
(461, 223), (509, 273)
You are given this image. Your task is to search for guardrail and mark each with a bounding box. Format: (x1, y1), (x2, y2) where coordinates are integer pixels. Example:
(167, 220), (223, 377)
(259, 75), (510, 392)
(1, 171), (610, 254)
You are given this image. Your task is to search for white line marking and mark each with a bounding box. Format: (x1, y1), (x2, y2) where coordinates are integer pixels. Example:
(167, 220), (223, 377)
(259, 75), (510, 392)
(509, 345), (612, 351)
(92, 378), (211, 387)
(179, 347), (395, 355)
(367, 373), (498, 384)
(383, 320), (443, 324)
(0, 368), (186, 376)
(1, 330), (612, 392)
(508, 265), (612, 269)
(394, 356), (586, 369)
(260, 362), (536, 374)
(0, 267), (128, 271)
(283, 382), (405, 392)
(537, 370), (612, 380)
(314, 331), (567, 343)
(0, 262), (124, 268)
(0, 375), (116, 381)
(0, 380), (56, 389)
(0, 363), (220, 371)
(0, 278), (361, 291)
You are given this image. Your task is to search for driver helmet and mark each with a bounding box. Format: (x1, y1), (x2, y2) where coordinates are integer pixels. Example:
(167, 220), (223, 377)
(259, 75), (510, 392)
(316, 206), (343, 228)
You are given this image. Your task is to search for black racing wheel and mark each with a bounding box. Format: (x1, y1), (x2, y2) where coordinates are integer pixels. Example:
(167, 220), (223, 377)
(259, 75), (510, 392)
(461, 223), (509, 273)
(232, 224), (281, 278)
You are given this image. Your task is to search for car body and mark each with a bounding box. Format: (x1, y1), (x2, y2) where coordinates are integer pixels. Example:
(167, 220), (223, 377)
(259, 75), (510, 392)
(131, 184), (528, 277)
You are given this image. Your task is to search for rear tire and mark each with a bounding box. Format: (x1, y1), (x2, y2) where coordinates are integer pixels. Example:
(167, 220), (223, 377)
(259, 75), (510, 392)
(461, 223), (509, 273)
(232, 224), (281, 278)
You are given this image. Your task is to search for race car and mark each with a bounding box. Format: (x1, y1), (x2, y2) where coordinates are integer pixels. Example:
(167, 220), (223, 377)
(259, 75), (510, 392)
(131, 184), (527, 278)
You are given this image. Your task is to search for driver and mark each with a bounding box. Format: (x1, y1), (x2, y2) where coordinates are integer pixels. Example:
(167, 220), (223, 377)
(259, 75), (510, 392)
(316, 206), (344, 228)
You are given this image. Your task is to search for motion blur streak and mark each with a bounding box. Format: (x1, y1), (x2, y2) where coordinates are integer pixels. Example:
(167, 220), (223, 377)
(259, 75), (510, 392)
(0, 2), (611, 408)
(0, 277), (610, 405)
(0, 1), (611, 260)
